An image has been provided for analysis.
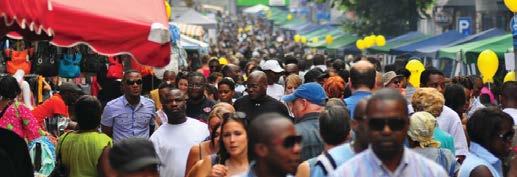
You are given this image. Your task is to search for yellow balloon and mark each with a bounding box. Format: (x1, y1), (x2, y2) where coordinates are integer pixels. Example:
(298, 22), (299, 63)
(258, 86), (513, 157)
(238, 28), (243, 33)
(356, 39), (366, 50)
(218, 57), (228, 65)
(405, 59), (425, 88)
(477, 49), (499, 83)
(364, 36), (375, 48)
(294, 34), (301, 43)
(504, 71), (516, 83)
(375, 35), (386, 47)
(301, 36), (308, 44)
(325, 35), (334, 45)
(245, 25), (252, 32)
(311, 37), (319, 43)
(164, 0), (171, 19)
(287, 14), (293, 21)
(505, 0), (517, 12)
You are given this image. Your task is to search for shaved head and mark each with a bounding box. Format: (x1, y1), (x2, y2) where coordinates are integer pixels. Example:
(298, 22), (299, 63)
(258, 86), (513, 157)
(247, 71), (268, 100)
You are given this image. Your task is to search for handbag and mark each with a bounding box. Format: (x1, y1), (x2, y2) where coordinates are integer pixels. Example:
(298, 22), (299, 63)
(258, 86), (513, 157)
(58, 53), (81, 78)
(49, 131), (72, 177)
(81, 53), (105, 73)
(107, 56), (123, 79)
(34, 42), (59, 77)
(6, 49), (31, 74)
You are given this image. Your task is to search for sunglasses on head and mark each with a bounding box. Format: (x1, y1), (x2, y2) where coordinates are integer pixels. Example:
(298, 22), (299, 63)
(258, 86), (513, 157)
(498, 131), (515, 142)
(276, 135), (302, 149)
(367, 118), (406, 131)
(125, 79), (143, 85)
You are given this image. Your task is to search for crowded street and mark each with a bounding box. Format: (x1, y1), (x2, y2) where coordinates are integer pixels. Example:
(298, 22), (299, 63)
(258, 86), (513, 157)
(2, 0), (517, 177)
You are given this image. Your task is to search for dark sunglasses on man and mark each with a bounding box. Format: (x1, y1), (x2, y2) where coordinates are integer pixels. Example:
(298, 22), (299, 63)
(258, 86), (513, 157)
(367, 117), (406, 131)
(498, 130), (515, 143)
(126, 79), (143, 85)
(274, 135), (302, 149)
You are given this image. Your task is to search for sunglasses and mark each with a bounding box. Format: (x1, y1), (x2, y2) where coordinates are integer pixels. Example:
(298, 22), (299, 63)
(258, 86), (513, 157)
(125, 79), (143, 85)
(275, 135), (302, 149)
(498, 131), (515, 143)
(367, 118), (406, 131)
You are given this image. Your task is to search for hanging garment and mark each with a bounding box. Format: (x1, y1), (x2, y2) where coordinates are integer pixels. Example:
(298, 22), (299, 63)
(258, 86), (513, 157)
(106, 56), (123, 79)
(58, 53), (81, 78)
(7, 49), (31, 75)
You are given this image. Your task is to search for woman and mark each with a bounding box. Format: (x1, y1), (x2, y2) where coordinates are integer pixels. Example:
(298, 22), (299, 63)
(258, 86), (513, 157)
(411, 88), (456, 155)
(444, 84), (468, 119)
(0, 76), (43, 141)
(408, 111), (458, 177)
(176, 71), (189, 94)
(58, 95), (114, 177)
(459, 108), (514, 177)
(187, 112), (249, 177)
(323, 76), (345, 99)
(284, 74), (302, 95)
(185, 103), (235, 174)
(218, 78), (236, 104)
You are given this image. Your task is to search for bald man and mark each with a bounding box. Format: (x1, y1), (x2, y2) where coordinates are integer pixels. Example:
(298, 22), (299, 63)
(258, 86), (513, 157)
(345, 60), (376, 117)
(233, 71), (290, 121)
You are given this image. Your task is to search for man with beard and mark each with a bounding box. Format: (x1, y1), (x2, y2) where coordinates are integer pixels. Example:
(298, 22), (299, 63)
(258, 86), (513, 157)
(234, 71), (290, 121)
(186, 72), (216, 122)
(243, 113), (302, 177)
(330, 89), (447, 177)
(150, 89), (209, 177)
(101, 70), (156, 142)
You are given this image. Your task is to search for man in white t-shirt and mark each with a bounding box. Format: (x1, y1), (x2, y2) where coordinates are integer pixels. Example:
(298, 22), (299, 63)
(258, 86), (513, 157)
(502, 81), (517, 123)
(261, 59), (285, 100)
(150, 89), (209, 177)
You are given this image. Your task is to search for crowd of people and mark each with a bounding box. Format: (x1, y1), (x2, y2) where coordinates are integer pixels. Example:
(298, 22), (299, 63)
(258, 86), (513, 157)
(2, 13), (517, 177)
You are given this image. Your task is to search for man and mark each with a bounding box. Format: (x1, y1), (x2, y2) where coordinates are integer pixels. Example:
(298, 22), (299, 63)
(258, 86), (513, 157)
(234, 71), (290, 121)
(261, 59), (285, 100)
(330, 89), (448, 177)
(420, 68), (468, 162)
(344, 60), (376, 117)
(382, 71), (403, 89)
(150, 70), (176, 110)
(311, 54), (327, 71)
(222, 64), (245, 94)
(101, 70), (156, 142)
(32, 82), (84, 131)
(185, 72), (216, 121)
(150, 89), (209, 177)
(243, 113), (302, 177)
(311, 99), (370, 176)
(154, 84), (173, 126)
(279, 63), (300, 85)
(109, 138), (160, 177)
(208, 58), (221, 74)
(283, 82), (327, 160)
(501, 81), (517, 122)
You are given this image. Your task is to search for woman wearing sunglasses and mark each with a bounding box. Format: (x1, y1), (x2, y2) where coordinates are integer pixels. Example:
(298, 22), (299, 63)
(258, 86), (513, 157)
(187, 112), (249, 177)
(458, 108), (514, 177)
(185, 103), (235, 175)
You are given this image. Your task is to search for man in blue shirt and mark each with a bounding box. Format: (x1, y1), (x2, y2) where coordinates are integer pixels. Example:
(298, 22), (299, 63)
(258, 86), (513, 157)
(331, 89), (447, 177)
(101, 70), (156, 142)
(344, 60), (376, 117)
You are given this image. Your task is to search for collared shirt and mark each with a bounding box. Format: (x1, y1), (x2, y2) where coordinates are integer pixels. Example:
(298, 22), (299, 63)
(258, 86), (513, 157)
(330, 147), (448, 177)
(503, 108), (517, 124)
(295, 112), (324, 161)
(344, 91), (372, 118)
(239, 161), (294, 177)
(458, 142), (502, 177)
(312, 143), (356, 177)
(101, 96), (156, 142)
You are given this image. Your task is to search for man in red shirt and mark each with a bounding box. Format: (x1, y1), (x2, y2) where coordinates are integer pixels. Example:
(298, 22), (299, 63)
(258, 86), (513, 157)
(32, 82), (84, 126)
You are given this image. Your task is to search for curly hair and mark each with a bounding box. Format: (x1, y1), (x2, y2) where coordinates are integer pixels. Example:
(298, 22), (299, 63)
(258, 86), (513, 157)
(411, 88), (445, 117)
(323, 76), (345, 98)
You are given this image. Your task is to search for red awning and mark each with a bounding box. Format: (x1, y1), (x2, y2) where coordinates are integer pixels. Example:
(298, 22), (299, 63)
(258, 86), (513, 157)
(0, 0), (171, 67)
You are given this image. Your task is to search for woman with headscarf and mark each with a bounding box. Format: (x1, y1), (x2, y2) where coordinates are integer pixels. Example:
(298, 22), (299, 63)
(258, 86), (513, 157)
(408, 112), (458, 177)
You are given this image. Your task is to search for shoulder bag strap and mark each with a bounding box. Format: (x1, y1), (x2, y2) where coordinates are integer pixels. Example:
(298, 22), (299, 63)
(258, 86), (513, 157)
(314, 151), (337, 175)
(56, 131), (73, 162)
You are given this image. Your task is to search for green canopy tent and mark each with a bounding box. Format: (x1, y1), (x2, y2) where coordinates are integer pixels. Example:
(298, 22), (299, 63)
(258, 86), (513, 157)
(304, 28), (346, 47)
(438, 34), (512, 63)
(280, 18), (306, 29)
(368, 32), (430, 54)
(326, 35), (359, 49)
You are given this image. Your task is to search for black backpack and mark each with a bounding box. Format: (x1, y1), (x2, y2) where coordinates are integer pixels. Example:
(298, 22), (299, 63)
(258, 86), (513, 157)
(33, 42), (59, 77)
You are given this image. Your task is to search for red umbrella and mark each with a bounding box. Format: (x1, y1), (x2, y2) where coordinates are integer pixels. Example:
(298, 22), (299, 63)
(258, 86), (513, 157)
(0, 0), (171, 67)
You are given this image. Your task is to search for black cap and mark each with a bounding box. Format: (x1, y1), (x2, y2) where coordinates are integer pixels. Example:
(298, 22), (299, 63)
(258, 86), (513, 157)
(109, 138), (161, 172)
(58, 82), (84, 94)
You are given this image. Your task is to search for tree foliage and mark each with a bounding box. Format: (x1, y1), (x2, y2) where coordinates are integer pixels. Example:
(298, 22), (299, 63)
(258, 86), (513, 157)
(337, 0), (434, 37)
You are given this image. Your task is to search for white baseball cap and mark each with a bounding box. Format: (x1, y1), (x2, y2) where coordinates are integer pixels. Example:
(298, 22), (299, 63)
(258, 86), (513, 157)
(261, 59), (284, 73)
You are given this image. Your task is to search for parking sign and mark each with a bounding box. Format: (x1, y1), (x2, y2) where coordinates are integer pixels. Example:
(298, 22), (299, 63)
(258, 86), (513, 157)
(458, 17), (472, 35)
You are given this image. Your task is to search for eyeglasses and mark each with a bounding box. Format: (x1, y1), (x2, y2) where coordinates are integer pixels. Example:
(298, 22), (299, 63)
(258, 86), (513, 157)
(498, 131), (515, 143)
(276, 135), (302, 149)
(222, 112), (247, 120)
(367, 118), (406, 131)
(125, 79), (143, 85)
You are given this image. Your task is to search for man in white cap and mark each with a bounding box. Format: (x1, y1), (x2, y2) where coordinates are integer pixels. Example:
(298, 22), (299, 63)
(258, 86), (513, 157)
(261, 59), (285, 100)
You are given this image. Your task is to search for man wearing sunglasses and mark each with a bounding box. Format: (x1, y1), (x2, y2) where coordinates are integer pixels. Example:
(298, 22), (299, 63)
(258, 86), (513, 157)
(101, 70), (156, 143)
(283, 82), (327, 161)
(244, 113), (302, 177)
(382, 71), (403, 90)
(330, 89), (447, 177)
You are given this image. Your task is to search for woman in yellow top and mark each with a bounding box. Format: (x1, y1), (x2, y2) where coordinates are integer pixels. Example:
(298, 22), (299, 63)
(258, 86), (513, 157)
(58, 95), (115, 177)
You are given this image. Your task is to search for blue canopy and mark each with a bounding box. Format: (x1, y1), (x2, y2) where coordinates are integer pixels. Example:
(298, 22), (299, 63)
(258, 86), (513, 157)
(390, 31), (467, 55)
(415, 28), (506, 57)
